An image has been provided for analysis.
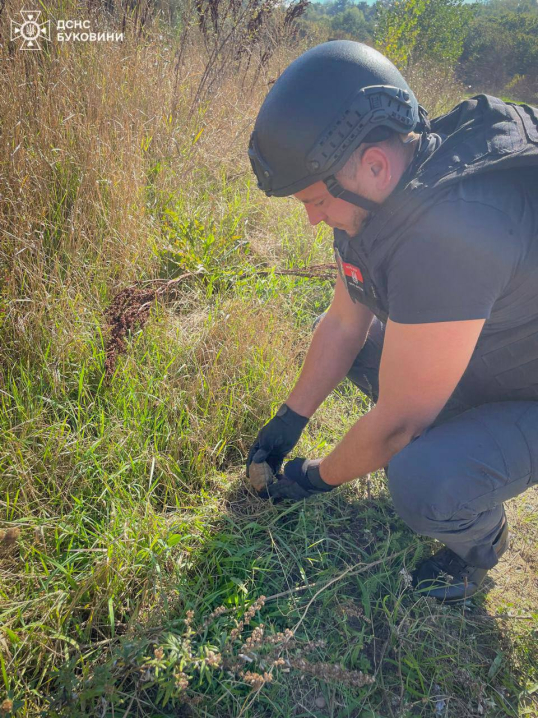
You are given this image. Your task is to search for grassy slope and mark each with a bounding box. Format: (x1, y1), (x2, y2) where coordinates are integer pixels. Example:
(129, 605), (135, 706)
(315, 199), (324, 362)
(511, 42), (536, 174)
(0, 9), (537, 718)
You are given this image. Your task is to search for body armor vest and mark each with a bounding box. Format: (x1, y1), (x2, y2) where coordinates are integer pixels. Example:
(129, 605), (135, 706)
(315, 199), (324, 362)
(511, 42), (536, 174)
(334, 94), (538, 404)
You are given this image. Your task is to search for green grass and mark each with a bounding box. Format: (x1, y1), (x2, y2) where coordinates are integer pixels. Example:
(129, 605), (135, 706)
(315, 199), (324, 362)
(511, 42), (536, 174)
(2, 201), (537, 715)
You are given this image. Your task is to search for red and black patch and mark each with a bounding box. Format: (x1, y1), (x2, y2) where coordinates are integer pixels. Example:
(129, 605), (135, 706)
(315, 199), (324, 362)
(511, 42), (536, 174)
(341, 260), (364, 286)
(335, 248), (364, 293)
(333, 243), (388, 322)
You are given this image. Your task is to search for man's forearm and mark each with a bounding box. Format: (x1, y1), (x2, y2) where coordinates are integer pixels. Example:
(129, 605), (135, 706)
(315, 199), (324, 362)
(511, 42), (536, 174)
(286, 313), (368, 418)
(319, 405), (417, 486)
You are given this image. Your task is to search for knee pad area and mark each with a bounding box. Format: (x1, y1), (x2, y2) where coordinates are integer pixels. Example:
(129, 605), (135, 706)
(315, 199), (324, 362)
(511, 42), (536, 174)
(387, 441), (463, 531)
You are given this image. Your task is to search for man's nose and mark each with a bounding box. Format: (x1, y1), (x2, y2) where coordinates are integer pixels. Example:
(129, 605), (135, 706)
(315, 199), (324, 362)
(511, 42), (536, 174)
(305, 204), (325, 226)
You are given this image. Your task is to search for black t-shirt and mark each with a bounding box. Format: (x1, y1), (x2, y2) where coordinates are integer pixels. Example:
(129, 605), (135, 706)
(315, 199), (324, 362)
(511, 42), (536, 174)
(387, 167), (538, 327)
(383, 166), (538, 403)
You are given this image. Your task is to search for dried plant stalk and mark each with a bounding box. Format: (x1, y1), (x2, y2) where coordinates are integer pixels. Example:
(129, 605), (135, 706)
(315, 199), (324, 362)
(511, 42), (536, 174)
(103, 264), (337, 379)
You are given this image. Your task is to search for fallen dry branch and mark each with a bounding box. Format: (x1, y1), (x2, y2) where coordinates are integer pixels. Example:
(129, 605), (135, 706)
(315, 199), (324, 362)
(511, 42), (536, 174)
(238, 264), (338, 282)
(104, 264), (337, 379)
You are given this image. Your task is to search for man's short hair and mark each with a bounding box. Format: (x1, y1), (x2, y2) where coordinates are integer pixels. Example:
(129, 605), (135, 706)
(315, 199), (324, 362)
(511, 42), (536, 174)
(336, 131), (420, 183)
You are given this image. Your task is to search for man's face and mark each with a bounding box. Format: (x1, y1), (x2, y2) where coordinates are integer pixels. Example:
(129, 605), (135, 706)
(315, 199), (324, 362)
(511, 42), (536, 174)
(293, 140), (414, 236)
(294, 181), (368, 237)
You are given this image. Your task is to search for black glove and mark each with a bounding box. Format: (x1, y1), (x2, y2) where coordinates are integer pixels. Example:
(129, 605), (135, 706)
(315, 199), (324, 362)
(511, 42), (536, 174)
(266, 457), (335, 502)
(246, 404), (309, 477)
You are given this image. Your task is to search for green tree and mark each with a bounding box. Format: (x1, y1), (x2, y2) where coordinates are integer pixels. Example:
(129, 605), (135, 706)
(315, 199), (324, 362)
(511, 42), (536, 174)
(331, 6), (370, 38)
(375, 0), (474, 69)
(327, 0), (354, 16)
(460, 5), (538, 100)
(302, 0), (376, 41)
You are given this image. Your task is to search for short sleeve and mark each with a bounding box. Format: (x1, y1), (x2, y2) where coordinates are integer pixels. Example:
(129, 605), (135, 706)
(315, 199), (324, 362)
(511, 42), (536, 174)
(387, 199), (519, 324)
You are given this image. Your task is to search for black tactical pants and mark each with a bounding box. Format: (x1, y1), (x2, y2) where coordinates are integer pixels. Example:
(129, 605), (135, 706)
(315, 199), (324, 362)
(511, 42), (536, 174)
(346, 317), (538, 569)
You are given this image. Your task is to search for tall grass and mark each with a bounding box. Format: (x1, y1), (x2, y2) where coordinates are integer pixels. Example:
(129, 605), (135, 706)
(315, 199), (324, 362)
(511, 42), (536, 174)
(1, 1), (537, 716)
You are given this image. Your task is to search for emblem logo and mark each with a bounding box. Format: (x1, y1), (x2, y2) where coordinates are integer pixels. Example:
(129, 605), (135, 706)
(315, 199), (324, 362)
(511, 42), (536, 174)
(11, 9), (51, 50)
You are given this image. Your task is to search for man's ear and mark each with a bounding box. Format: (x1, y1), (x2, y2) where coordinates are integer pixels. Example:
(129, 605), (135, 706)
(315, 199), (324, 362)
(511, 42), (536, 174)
(361, 147), (392, 191)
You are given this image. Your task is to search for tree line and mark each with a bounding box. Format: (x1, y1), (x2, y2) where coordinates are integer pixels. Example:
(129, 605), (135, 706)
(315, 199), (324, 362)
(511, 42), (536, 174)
(300, 0), (538, 104)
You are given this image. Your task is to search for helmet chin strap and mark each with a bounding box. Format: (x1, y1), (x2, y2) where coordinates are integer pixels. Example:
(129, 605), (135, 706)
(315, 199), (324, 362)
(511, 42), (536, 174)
(324, 176), (381, 213)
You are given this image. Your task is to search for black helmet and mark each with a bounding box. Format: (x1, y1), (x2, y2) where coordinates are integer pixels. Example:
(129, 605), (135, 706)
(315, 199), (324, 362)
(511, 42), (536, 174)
(249, 40), (427, 212)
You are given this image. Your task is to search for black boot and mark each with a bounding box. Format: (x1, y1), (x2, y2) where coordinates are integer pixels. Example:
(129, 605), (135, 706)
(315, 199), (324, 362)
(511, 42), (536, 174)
(412, 517), (509, 604)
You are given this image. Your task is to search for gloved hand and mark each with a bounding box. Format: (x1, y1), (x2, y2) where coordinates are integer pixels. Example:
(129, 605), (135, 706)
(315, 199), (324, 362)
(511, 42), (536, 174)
(266, 457), (335, 502)
(246, 404), (309, 477)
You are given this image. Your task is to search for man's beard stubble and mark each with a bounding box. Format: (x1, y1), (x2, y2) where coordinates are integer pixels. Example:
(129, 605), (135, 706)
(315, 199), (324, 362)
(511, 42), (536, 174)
(345, 206), (369, 237)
